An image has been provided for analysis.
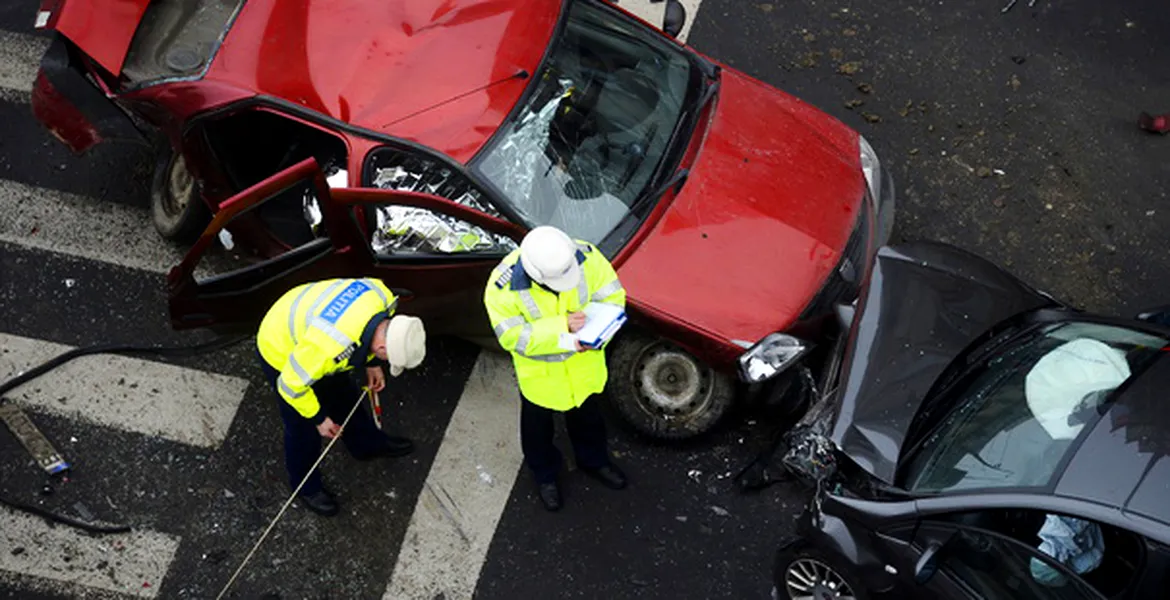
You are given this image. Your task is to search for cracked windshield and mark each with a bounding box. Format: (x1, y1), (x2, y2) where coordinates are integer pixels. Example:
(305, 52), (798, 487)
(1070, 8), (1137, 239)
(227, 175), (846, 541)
(475, 1), (693, 244)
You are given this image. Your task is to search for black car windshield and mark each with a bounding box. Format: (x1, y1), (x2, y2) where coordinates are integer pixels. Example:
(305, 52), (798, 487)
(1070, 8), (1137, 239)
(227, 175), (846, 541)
(902, 321), (1168, 494)
(474, 0), (695, 244)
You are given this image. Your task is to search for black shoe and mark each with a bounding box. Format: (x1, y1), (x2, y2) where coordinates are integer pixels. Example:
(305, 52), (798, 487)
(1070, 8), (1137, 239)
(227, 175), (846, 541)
(355, 436), (414, 461)
(583, 464), (628, 490)
(538, 482), (562, 512)
(297, 489), (339, 517)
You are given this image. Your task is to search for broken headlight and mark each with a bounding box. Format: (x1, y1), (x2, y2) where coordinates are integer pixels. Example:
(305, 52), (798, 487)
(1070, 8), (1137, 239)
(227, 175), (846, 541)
(736, 333), (812, 383)
(858, 134), (881, 203)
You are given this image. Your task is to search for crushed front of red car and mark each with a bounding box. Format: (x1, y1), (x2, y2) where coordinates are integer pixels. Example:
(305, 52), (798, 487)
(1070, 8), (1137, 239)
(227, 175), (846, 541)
(616, 63), (895, 388)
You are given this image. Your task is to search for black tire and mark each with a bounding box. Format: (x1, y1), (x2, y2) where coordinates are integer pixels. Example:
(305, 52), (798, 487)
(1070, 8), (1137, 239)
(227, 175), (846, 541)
(606, 328), (736, 441)
(774, 543), (869, 600)
(150, 145), (210, 244)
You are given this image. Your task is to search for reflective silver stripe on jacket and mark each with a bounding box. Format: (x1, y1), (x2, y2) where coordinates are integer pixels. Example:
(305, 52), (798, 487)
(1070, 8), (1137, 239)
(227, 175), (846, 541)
(575, 277), (588, 306)
(525, 351), (574, 362)
(301, 279), (346, 331)
(493, 316), (526, 338)
(288, 281), (324, 343)
(308, 317), (355, 348)
(364, 279), (390, 308)
(518, 290), (542, 319)
(515, 323), (533, 355)
(591, 279), (623, 302)
(287, 355), (316, 387)
(278, 378), (307, 399)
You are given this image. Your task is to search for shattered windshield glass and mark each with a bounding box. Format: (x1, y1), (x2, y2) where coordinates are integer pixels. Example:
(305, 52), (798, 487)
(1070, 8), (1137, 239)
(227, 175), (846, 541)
(474, 0), (693, 244)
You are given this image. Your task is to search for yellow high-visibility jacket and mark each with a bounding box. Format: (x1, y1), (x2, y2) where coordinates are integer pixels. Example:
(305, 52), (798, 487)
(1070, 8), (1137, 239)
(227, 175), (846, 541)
(483, 240), (626, 411)
(257, 278), (398, 423)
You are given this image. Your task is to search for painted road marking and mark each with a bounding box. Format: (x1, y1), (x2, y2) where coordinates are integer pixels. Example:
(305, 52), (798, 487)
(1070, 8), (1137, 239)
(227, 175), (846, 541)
(616, 0), (704, 42)
(383, 351), (523, 600)
(0, 30), (48, 94)
(0, 179), (186, 273)
(0, 505), (180, 598)
(0, 333), (250, 449)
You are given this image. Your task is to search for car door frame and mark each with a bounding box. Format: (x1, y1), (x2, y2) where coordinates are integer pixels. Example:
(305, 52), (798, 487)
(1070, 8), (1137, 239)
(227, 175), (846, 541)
(167, 156), (527, 331)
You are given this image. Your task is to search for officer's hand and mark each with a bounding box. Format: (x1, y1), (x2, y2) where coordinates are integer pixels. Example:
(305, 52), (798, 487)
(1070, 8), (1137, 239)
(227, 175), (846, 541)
(567, 311), (586, 332)
(366, 366), (385, 392)
(317, 418), (341, 439)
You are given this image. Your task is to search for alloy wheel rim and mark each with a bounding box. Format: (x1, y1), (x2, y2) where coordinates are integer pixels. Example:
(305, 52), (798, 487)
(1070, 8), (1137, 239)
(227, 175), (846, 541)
(784, 558), (855, 600)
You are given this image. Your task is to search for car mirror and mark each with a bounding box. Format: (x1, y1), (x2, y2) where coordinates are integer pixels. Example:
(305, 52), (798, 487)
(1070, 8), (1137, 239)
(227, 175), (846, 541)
(914, 541), (944, 584)
(663, 0), (687, 38)
(1135, 305), (1170, 327)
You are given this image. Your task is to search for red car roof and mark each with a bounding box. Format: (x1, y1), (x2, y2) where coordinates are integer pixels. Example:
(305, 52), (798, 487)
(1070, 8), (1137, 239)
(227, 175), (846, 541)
(206, 0), (562, 164)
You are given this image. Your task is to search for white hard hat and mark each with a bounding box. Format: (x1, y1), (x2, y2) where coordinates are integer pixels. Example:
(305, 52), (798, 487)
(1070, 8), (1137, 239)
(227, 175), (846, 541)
(519, 226), (582, 292)
(386, 314), (426, 377)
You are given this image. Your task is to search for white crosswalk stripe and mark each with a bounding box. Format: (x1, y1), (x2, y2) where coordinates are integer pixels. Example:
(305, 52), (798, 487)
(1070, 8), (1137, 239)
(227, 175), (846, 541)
(0, 29), (48, 94)
(0, 505), (180, 598)
(0, 179), (186, 274)
(0, 333), (251, 448)
(383, 351), (522, 600)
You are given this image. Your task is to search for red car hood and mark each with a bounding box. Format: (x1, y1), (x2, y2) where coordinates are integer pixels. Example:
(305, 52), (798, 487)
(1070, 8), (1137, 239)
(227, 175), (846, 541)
(618, 69), (866, 345)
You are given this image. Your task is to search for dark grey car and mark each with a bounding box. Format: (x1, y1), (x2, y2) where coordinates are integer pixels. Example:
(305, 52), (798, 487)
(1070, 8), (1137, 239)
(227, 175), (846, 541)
(770, 241), (1170, 600)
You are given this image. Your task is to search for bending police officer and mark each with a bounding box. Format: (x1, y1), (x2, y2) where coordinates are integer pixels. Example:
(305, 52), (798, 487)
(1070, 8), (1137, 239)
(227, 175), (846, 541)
(257, 277), (426, 516)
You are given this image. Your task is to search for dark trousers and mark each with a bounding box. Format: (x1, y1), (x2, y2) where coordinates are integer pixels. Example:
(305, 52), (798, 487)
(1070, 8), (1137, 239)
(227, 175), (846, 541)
(259, 353), (390, 496)
(520, 394), (610, 484)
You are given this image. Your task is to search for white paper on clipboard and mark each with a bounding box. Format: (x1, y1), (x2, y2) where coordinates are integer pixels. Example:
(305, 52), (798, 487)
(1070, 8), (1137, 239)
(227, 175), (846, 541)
(577, 302), (626, 347)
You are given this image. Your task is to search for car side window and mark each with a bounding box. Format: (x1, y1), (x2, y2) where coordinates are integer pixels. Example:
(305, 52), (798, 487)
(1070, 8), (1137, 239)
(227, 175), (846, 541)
(932, 527), (1104, 599)
(360, 147), (517, 257)
(934, 509), (1143, 599)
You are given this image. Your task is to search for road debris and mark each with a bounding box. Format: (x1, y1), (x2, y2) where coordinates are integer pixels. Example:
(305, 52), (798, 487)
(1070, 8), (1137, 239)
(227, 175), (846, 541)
(1011, 55), (1027, 65)
(844, 99), (864, 109)
(1001, 0), (1038, 14)
(837, 61), (862, 75)
(1009, 74), (1022, 90)
(857, 83), (873, 94)
(687, 469), (702, 482)
(709, 505), (730, 517)
(64, 279), (75, 288)
(862, 112), (881, 123)
(477, 464), (494, 486)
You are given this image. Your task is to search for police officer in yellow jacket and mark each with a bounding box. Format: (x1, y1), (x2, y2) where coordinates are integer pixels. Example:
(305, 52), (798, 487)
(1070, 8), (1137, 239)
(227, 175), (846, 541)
(484, 226), (628, 511)
(257, 277), (426, 516)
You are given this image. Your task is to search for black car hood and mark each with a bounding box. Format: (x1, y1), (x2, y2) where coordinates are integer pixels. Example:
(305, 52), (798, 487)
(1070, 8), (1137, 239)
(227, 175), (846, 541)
(828, 241), (1055, 483)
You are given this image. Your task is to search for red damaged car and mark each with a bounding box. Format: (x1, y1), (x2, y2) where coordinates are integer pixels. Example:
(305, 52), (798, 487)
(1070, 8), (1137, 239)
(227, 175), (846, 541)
(31, 0), (895, 440)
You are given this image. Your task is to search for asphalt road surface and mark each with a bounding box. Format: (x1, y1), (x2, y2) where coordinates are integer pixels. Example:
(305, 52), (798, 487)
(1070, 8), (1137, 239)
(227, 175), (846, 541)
(1, 0), (1168, 599)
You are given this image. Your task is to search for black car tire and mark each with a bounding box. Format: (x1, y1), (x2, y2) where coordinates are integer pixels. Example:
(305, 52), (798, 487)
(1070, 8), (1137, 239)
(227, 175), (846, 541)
(774, 544), (869, 600)
(150, 145), (210, 244)
(606, 328), (735, 441)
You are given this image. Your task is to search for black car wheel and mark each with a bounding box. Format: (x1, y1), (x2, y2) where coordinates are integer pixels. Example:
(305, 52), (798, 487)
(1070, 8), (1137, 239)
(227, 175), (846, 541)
(607, 329), (735, 440)
(775, 546), (868, 600)
(151, 146), (210, 244)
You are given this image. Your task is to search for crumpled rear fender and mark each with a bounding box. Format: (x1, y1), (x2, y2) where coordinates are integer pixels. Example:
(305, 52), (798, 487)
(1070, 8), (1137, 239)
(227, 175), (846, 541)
(31, 34), (146, 154)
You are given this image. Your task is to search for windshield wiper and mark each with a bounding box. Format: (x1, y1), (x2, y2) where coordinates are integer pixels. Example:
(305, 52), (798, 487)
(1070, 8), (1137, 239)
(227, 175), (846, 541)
(630, 167), (689, 218)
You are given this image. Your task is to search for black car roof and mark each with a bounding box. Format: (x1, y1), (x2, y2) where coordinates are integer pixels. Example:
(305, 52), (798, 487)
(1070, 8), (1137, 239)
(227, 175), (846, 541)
(1054, 351), (1170, 538)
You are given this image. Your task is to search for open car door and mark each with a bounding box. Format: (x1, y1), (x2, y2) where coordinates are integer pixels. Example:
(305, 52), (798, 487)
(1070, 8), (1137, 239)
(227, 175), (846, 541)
(167, 157), (527, 335)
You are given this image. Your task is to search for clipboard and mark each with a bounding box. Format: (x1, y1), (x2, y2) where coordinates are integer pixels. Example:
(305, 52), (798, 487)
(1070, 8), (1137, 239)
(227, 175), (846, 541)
(577, 302), (627, 348)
